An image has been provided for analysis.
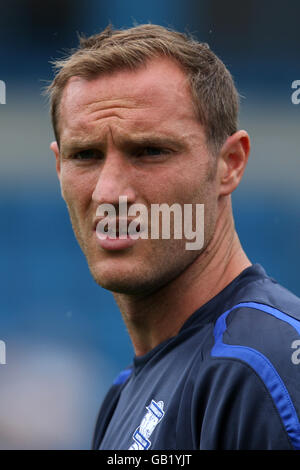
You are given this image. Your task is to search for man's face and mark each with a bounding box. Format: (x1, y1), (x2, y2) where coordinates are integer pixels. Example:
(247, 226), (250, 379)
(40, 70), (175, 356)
(53, 57), (220, 295)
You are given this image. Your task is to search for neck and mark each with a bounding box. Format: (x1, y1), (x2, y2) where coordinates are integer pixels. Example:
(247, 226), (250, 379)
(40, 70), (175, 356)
(113, 198), (251, 356)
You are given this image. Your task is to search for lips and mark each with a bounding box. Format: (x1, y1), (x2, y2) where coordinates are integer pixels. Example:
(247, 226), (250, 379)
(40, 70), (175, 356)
(93, 218), (141, 237)
(94, 217), (143, 250)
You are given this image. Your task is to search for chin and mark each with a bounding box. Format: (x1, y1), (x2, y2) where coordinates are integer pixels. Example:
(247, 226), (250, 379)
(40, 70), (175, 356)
(91, 272), (153, 295)
(87, 259), (138, 292)
(86, 239), (201, 296)
(88, 258), (169, 296)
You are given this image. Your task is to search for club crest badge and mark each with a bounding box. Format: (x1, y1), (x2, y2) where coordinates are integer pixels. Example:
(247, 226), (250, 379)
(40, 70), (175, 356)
(129, 399), (165, 450)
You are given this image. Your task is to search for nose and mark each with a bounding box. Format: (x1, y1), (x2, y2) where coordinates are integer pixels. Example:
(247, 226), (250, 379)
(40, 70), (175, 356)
(92, 150), (136, 208)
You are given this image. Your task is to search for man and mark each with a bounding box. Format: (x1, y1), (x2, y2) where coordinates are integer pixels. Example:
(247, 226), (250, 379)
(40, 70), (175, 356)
(47, 24), (300, 450)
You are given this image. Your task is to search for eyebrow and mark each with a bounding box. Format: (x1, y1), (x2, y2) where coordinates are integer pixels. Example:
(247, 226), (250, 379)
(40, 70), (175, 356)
(61, 134), (187, 154)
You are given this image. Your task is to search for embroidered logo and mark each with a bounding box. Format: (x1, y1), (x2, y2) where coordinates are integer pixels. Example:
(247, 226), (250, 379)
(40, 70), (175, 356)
(129, 399), (165, 450)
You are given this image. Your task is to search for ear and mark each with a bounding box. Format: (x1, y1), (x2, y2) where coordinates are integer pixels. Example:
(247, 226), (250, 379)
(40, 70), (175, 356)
(50, 141), (65, 199)
(50, 141), (61, 179)
(217, 130), (250, 196)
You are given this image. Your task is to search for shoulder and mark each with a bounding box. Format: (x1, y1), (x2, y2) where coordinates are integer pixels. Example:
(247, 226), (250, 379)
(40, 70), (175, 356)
(92, 366), (133, 450)
(212, 273), (300, 362)
(206, 274), (300, 449)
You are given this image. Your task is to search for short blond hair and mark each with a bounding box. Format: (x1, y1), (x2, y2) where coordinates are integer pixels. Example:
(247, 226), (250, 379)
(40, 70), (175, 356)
(46, 24), (239, 154)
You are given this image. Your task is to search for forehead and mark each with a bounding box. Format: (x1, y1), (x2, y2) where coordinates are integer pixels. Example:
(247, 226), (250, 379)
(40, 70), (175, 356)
(58, 57), (198, 140)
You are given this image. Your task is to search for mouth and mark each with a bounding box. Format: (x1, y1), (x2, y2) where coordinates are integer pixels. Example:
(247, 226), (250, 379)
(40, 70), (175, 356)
(93, 218), (141, 237)
(93, 218), (142, 251)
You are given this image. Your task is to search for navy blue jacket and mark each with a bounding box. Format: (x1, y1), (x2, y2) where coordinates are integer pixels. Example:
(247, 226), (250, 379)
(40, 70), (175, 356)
(92, 264), (300, 450)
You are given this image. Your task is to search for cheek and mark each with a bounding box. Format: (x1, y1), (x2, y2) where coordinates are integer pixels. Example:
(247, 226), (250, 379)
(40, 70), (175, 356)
(60, 166), (95, 211)
(140, 169), (193, 205)
(60, 169), (97, 249)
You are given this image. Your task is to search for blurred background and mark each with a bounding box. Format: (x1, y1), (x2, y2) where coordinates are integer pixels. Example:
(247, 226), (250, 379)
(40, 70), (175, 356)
(0, 0), (299, 449)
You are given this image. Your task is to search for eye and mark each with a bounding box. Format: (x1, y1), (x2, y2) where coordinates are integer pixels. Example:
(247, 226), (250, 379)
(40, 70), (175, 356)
(71, 149), (103, 160)
(137, 147), (170, 157)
